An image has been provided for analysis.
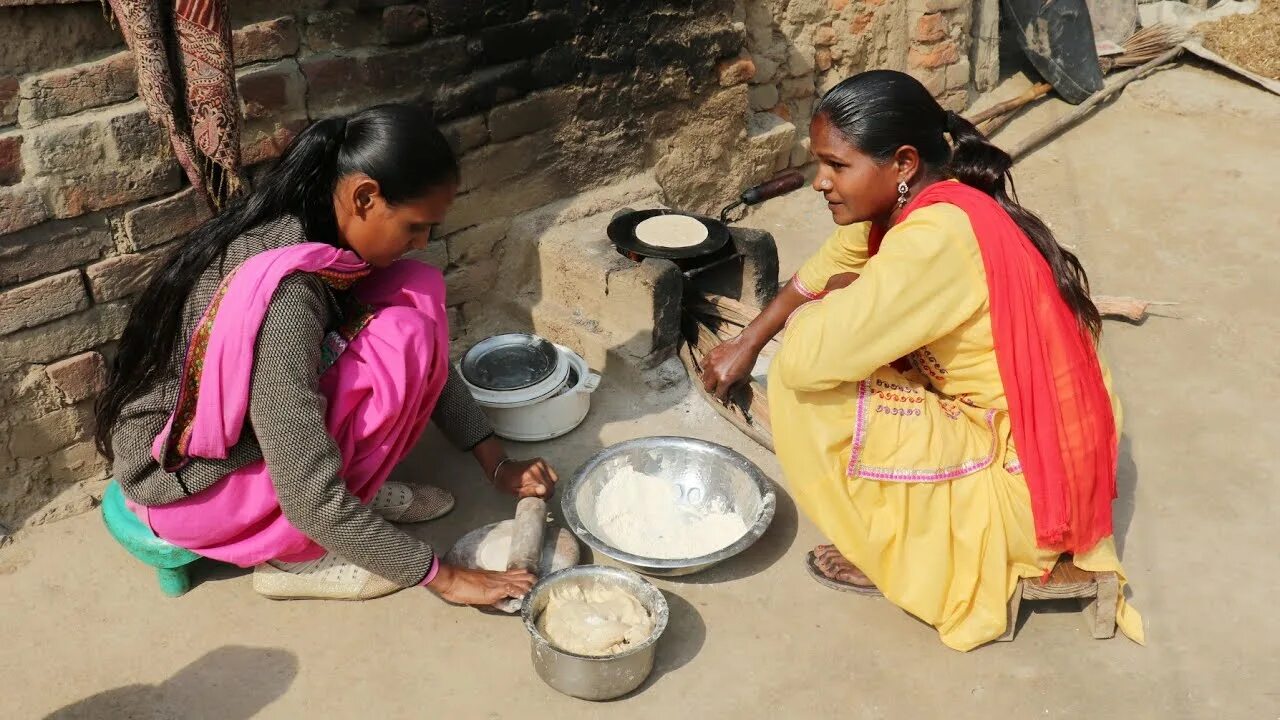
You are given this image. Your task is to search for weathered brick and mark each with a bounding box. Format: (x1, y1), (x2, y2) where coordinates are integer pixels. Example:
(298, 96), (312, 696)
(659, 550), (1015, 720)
(445, 219), (508, 268)
(0, 132), (21, 186)
(814, 24), (837, 47)
(437, 167), (563, 236)
(851, 11), (875, 34)
(7, 405), (87, 459)
(946, 57), (972, 90)
(26, 119), (108, 176)
(47, 440), (110, 485)
(444, 259), (498, 305)
(404, 240), (448, 268)
(749, 84), (779, 111)
(768, 103), (792, 122)
(241, 117), (310, 166)
(816, 48), (834, 71)
(780, 75), (816, 101)
(915, 66), (947, 96)
(923, 0), (967, 10)
(531, 46), (579, 88)
(0, 76), (18, 127)
(85, 245), (173, 303)
(383, 4), (432, 45)
(458, 131), (545, 193)
(476, 13), (573, 65)
(0, 184), (49, 236)
(0, 270), (89, 336)
(915, 12), (948, 43)
(107, 103), (172, 165)
(233, 16), (300, 66)
(717, 55), (757, 87)
(123, 188), (212, 251)
(487, 89), (574, 143)
(301, 38), (469, 114)
(440, 115), (489, 153)
(41, 163), (181, 219)
(304, 10), (383, 53)
(0, 214), (112, 286)
(237, 60), (306, 121)
(17, 51), (136, 126)
(0, 301), (130, 372)
(433, 61), (532, 122)
(830, 0), (851, 9)
(426, 0), (529, 34)
(46, 351), (106, 405)
(909, 40), (960, 69)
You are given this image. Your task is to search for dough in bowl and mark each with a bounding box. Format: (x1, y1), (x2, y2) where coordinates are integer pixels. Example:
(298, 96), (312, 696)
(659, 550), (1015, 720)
(536, 584), (654, 656)
(633, 214), (708, 249)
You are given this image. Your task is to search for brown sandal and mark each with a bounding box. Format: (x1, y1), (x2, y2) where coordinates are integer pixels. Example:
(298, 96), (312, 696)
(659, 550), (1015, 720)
(804, 550), (884, 596)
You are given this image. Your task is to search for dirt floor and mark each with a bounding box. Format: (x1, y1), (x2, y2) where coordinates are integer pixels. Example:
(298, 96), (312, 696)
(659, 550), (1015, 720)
(3, 63), (1279, 719)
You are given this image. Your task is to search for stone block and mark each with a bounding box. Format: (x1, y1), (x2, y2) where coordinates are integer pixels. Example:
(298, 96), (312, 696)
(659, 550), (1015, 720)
(123, 188), (212, 252)
(916, 12), (948, 42)
(445, 219), (509, 268)
(909, 40), (960, 69)
(241, 117), (309, 166)
(0, 76), (17, 127)
(717, 54), (757, 87)
(915, 66), (947, 96)
(85, 245), (173, 303)
(785, 43), (816, 77)
(17, 51), (136, 127)
(0, 132), (21, 186)
(7, 405), (86, 459)
(233, 16), (300, 66)
(46, 351), (106, 405)
(426, 0), (529, 34)
(814, 24), (837, 46)
(487, 89), (574, 143)
(47, 440), (110, 486)
(749, 83), (779, 111)
(816, 48), (834, 71)
(0, 301), (130, 373)
(432, 61), (533, 122)
(404, 241), (448, 269)
(438, 166), (564, 236)
(923, 0), (967, 10)
(0, 270), (89, 336)
(0, 184), (50, 236)
(830, 0), (851, 9)
(477, 13), (573, 65)
(302, 38), (469, 114)
(440, 115), (489, 153)
(458, 132), (545, 193)
(790, 136), (812, 167)
(383, 4), (432, 45)
(851, 10), (875, 34)
(237, 60), (306, 121)
(780, 75), (816, 101)
(946, 57), (972, 90)
(0, 214), (112, 286)
(752, 54), (781, 84)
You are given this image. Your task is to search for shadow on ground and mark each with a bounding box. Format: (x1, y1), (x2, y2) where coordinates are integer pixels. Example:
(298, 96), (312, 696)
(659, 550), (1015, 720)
(44, 646), (298, 720)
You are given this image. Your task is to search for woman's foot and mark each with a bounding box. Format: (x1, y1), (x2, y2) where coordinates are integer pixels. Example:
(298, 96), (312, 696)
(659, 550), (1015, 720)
(371, 481), (454, 523)
(806, 544), (882, 595)
(252, 553), (406, 601)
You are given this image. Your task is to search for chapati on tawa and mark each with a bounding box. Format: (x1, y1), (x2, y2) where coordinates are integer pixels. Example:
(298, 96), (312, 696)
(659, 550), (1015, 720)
(633, 214), (708, 249)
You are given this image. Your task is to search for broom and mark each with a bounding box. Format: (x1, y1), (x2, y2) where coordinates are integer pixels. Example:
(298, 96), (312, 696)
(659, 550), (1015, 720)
(966, 23), (1189, 135)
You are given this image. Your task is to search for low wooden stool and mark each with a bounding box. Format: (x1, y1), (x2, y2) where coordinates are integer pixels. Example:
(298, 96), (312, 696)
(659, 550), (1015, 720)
(998, 558), (1119, 642)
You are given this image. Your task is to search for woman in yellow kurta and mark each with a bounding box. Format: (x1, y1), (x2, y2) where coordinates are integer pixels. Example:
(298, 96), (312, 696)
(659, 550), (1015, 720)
(701, 70), (1143, 651)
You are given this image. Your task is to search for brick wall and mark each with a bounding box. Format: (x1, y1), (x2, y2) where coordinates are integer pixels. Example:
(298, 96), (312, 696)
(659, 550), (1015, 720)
(0, 0), (753, 528)
(0, 0), (976, 529)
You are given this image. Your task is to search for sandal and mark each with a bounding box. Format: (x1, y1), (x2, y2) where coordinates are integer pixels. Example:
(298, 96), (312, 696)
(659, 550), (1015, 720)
(805, 550), (883, 596)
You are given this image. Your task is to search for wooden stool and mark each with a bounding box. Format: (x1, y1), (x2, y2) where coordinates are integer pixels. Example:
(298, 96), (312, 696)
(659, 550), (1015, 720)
(998, 558), (1119, 642)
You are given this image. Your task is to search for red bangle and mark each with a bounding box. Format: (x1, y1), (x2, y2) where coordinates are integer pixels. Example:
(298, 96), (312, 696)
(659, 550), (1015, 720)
(420, 556), (440, 586)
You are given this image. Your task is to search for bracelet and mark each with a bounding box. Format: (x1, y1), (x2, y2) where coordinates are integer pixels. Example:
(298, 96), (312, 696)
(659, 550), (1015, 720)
(491, 457), (514, 483)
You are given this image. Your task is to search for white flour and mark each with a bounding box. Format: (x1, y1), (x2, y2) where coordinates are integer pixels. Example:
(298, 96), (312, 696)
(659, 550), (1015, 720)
(593, 467), (748, 559)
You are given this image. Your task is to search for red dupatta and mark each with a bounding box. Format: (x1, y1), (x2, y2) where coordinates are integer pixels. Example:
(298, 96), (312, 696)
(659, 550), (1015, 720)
(883, 181), (1117, 553)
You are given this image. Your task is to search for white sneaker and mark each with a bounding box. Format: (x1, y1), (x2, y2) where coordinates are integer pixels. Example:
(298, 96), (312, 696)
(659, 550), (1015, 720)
(371, 481), (454, 523)
(252, 553), (407, 601)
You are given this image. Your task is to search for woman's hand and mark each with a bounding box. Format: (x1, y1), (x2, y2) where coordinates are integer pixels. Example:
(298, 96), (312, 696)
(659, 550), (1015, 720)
(494, 457), (558, 499)
(700, 334), (762, 402)
(427, 563), (535, 605)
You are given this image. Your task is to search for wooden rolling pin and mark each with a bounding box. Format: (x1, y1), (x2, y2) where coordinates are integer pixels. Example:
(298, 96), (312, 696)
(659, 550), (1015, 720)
(492, 496), (548, 614)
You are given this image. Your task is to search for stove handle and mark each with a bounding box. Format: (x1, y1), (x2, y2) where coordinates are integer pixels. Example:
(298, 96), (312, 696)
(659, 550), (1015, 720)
(740, 170), (806, 206)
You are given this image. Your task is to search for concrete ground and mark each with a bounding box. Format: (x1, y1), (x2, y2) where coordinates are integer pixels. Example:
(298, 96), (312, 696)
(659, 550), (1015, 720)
(3, 63), (1278, 718)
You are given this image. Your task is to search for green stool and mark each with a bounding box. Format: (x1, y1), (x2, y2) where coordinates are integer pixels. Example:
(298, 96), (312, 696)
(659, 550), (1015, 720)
(101, 480), (201, 597)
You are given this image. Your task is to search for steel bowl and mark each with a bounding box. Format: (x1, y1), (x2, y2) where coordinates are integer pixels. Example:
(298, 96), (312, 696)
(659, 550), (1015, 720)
(561, 436), (777, 577)
(521, 565), (669, 701)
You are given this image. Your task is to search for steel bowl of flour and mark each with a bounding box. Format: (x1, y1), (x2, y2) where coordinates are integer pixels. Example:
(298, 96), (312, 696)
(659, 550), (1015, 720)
(561, 437), (777, 577)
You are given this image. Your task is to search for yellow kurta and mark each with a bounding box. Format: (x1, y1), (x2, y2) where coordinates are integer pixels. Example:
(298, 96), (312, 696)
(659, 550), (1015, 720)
(770, 202), (1143, 651)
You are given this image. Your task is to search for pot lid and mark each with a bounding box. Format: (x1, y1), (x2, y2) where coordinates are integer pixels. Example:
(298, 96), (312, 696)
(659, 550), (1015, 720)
(461, 333), (561, 392)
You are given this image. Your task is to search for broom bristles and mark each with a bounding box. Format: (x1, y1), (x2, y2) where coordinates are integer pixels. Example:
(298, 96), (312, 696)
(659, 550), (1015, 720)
(1112, 23), (1189, 67)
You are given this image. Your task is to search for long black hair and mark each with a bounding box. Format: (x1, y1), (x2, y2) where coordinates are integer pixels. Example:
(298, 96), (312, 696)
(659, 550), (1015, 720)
(815, 70), (1102, 340)
(95, 103), (459, 457)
